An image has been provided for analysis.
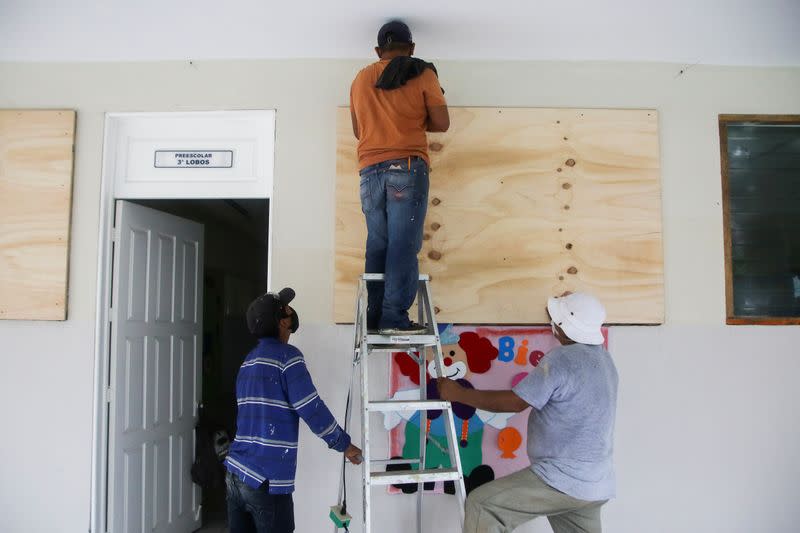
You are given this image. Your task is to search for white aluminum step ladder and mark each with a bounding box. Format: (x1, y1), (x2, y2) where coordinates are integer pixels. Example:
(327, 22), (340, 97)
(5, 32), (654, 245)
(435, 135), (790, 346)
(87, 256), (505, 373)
(349, 273), (467, 533)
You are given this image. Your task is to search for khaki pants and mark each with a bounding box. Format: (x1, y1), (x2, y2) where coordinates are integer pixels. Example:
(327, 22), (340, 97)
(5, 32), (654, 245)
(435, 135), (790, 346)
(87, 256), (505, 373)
(464, 468), (606, 533)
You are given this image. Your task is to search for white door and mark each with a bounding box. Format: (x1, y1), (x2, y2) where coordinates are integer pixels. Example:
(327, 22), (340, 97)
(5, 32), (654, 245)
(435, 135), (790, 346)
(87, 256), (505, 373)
(108, 200), (204, 533)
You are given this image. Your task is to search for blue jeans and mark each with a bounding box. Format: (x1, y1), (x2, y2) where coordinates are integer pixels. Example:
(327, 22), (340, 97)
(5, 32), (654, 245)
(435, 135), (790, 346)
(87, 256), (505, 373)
(359, 156), (429, 328)
(226, 472), (294, 533)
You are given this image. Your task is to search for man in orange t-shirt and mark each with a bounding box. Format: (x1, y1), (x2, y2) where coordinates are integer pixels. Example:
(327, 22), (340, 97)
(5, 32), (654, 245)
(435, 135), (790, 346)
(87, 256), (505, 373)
(350, 20), (449, 334)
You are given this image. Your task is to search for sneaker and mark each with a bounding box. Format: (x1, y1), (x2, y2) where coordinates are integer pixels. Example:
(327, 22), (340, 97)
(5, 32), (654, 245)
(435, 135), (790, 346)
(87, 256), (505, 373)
(379, 322), (427, 335)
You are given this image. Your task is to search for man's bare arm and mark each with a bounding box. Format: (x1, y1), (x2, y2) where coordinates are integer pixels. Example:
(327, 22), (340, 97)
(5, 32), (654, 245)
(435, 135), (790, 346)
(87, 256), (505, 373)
(426, 105), (450, 132)
(350, 107), (360, 139)
(437, 378), (529, 413)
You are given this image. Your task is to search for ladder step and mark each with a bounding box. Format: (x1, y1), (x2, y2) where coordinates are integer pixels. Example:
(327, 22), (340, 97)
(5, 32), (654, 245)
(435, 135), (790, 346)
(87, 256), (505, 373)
(361, 273), (430, 281)
(370, 458), (420, 466)
(367, 400), (450, 412)
(359, 345), (423, 354)
(369, 468), (461, 486)
(366, 334), (437, 346)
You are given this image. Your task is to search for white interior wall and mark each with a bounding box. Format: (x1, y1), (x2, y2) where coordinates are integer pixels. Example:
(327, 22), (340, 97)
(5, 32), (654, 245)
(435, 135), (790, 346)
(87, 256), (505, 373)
(0, 59), (798, 533)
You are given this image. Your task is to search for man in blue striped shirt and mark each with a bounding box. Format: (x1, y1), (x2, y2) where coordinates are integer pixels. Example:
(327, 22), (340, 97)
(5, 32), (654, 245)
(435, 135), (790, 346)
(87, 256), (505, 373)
(225, 287), (362, 532)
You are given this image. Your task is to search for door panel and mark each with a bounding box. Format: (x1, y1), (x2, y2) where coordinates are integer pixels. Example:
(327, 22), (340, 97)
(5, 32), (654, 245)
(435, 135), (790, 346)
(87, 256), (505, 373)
(109, 200), (204, 533)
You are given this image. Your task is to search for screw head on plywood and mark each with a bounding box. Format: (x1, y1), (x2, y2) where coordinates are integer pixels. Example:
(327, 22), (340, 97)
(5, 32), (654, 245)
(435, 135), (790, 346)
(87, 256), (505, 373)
(565, 159), (576, 167)
(428, 250), (442, 261)
(431, 198), (441, 206)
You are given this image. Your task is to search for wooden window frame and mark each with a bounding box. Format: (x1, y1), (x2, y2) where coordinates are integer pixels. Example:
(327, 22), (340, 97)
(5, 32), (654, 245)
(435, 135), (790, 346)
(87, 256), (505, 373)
(720, 114), (800, 325)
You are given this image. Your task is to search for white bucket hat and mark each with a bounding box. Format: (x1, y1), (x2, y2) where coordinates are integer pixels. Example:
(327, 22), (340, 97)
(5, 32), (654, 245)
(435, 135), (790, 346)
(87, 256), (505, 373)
(546, 292), (606, 345)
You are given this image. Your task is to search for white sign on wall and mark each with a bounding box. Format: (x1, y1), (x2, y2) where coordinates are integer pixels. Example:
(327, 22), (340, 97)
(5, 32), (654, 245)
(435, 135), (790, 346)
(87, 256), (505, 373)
(105, 110), (275, 199)
(154, 150), (233, 168)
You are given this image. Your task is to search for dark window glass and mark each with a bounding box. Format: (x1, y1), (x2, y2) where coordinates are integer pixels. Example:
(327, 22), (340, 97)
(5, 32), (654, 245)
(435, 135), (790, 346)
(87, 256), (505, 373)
(721, 117), (800, 323)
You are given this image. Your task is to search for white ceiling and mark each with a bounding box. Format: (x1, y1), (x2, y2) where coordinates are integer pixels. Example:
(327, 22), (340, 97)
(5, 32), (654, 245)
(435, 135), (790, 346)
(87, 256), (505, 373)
(1, 0), (799, 66)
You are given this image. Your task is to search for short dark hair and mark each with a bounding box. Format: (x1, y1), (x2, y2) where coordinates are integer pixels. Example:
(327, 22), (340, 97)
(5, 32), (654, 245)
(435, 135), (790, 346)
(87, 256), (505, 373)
(379, 41), (413, 54)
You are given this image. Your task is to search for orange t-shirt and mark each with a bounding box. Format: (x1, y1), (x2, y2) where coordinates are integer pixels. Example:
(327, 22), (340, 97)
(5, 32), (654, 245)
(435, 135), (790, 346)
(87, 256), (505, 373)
(350, 60), (447, 169)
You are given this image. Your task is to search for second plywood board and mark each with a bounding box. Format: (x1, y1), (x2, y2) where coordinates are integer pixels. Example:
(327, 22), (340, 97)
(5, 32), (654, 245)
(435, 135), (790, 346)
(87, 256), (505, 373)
(335, 107), (663, 324)
(0, 110), (76, 320)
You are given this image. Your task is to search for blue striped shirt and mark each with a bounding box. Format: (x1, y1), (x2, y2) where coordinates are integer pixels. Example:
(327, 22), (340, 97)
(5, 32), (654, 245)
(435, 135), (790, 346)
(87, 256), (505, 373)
(224, 337), (351, 494)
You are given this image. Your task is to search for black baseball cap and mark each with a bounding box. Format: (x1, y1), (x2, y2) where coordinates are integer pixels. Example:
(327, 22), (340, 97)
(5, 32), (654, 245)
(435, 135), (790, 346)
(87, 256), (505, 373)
(377, 20), (413, 48)
(246, 287), (295, 338)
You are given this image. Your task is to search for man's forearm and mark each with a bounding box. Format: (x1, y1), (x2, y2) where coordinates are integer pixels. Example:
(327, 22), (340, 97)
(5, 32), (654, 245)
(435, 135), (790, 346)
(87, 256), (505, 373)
(425, 117), (441, 132)
(452, 387), (528, 414)
(426, 105), (450, 132)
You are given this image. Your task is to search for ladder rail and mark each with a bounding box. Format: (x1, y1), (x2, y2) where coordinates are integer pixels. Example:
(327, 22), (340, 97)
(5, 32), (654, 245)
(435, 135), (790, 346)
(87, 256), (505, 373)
(417, 283), (427, 533)
(334, 280), (365, 533)
(422, 281), (467, 529)
(358, 279), (372, 533)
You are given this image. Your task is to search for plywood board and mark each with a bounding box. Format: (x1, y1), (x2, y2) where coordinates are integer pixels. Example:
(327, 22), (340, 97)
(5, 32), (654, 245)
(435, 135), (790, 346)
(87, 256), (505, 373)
(0, 110), (76, 320)
(335, 107), (663, 324)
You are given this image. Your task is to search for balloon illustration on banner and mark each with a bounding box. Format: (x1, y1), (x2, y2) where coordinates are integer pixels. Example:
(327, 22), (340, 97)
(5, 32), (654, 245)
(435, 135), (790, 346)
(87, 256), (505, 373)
(498, 427), (522, 459)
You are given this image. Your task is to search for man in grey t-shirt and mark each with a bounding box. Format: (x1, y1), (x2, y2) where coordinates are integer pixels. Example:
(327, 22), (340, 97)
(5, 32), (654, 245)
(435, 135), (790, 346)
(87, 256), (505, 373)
(437, 292), (618, 533)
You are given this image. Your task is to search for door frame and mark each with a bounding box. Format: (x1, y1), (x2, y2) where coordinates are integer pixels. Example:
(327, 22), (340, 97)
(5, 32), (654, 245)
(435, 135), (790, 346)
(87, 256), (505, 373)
(90, 111), (275, 533)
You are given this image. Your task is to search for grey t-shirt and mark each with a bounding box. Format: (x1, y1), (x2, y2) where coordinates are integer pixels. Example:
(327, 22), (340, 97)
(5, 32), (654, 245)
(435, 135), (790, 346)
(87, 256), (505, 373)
(512, 342), (618, 502)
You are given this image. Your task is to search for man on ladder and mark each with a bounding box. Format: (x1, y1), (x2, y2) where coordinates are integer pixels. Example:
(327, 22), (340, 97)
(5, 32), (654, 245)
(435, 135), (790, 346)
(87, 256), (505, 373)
(350, 19), (450, 335)
(340, 20), (463, 533)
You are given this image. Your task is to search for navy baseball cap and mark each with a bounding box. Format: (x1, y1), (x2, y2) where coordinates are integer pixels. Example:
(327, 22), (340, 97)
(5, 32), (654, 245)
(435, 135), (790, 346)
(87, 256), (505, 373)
(377, 20), (413, 48)
(246, 287), (295, 337)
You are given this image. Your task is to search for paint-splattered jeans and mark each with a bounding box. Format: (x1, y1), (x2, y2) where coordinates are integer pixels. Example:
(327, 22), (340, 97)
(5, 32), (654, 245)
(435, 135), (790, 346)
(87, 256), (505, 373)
(359, 156), (429, 329)
(226, 472), (294, 533)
